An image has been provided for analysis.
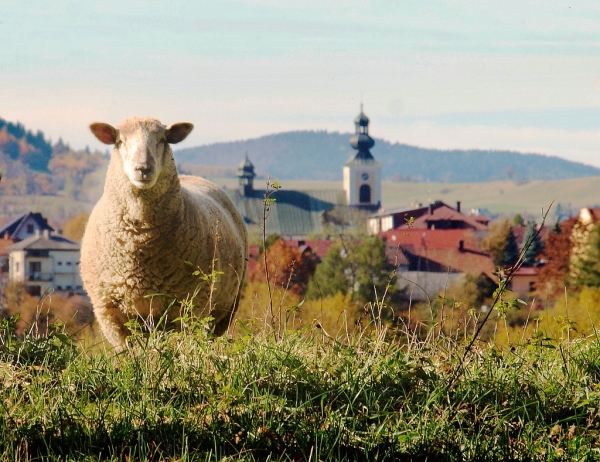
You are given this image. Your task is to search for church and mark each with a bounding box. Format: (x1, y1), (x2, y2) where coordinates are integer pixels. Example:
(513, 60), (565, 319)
(224, 107), (383, 239)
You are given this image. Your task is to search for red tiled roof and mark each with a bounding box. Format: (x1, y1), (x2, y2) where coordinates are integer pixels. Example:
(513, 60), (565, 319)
(381, 228), (495, 279)
(283, 239), (335, 258)
(397, 204), (488, 231)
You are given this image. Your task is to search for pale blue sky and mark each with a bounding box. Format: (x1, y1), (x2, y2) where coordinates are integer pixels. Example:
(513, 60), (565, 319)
(2, 0), (600, 166)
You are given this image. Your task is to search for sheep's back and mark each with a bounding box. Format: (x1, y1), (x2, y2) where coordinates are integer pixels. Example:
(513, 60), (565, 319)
(179, 175), (248, 312)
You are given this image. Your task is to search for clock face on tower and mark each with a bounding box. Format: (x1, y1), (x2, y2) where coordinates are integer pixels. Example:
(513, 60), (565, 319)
(361, 172), (369, 181)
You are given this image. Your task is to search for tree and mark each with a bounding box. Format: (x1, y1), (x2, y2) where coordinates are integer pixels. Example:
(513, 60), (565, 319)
(483, 218), (519, 267)
(305, 243), (348, 300)
(575, 224), (600, 288)
(306, 235), (398, 306)
(537, 217), (577, 298)
(248, 238), (317, 295)
(513, 213), (524, 226)
(62, 213), (90, 241)
(521, 221), (544, 266)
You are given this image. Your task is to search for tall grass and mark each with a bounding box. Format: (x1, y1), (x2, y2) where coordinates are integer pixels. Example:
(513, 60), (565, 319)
(2, 297), (600, 460)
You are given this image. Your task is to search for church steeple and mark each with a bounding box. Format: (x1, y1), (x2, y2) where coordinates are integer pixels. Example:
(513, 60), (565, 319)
(343, 106), (381, 211)
(237, 153), (256, 196)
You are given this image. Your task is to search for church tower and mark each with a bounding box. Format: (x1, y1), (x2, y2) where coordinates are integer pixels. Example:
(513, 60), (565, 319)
(343, 106), (381, 211)
(237, 153), (256, 197)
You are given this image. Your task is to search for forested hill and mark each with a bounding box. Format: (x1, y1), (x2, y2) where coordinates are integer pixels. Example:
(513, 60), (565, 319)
(0, 116), (108, 201)
(0, 117), (53, 172)
(175, 131), (600, 182)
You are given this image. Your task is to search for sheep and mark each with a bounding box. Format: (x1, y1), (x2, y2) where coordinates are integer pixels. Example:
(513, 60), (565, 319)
(80, 117), (248, 347)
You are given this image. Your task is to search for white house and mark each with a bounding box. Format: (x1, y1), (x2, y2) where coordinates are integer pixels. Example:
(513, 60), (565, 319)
(6, 229), (83, 296)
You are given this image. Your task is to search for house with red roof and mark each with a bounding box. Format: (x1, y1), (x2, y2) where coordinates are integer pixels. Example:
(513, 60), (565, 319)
(368, 200), (489, 234)
(381, 228), (495, 302)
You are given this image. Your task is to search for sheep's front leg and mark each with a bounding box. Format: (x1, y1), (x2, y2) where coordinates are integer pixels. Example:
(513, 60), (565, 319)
(94, 301), (131, 348)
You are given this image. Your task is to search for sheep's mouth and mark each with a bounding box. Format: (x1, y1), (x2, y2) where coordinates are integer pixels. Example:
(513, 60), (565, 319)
(130, 173), (157, 189)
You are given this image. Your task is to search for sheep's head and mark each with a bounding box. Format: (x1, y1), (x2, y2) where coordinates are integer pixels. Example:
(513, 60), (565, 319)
(90, 118), (194, 190)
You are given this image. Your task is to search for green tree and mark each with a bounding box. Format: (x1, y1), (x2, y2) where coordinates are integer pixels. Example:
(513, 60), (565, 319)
(483, 219), (519, 267)
(521, 221), (543, 266)
(512, 213), (524, 226)
(305, 243), (348, 300)
(576, 225), (600, 287)
(306, 235), (398, 305)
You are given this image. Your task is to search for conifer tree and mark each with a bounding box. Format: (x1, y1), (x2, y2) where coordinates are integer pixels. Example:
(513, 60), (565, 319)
(521, 221), (543, 266)
(483, 218), (519, 267)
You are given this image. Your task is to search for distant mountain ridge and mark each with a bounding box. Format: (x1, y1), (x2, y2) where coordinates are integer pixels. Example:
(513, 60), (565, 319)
(175, 131), (600, 183)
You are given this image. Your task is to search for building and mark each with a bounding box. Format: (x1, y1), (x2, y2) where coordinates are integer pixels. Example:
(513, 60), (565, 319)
(226, 109), (383, 238)
(6, 229), (83, 296)
(343, 106), (382, 211)
(368, 200), (489, 234)
(0, 211), (54, 242)
(382, 228), (495, 301)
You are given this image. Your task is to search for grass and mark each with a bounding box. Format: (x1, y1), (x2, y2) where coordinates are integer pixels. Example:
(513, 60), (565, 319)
(2, 305), (600, 461)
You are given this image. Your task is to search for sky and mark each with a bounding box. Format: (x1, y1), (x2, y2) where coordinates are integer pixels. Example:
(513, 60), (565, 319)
(2, 0), (600, 167)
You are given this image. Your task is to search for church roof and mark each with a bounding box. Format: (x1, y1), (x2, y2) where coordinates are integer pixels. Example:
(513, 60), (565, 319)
(224, 188), (354, 237)
(345, 150), (380, 166)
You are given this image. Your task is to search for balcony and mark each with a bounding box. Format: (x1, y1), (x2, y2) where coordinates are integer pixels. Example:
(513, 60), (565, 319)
(28, 272), (53, 282)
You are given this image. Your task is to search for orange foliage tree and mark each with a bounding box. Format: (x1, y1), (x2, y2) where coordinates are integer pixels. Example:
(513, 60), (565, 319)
(537, 217), (578, 299)
(248, 238), (317, 295)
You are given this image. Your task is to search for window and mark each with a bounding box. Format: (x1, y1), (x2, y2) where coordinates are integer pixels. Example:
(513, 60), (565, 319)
(15, 262), (19, 272)
(359, 184), (371, 203)
(56, 285), (63, 291)
(66, 261), (72, 266)
(27, 224), (34, 234)
(57, 261), (63, 266)
(29, 262), (41, 272)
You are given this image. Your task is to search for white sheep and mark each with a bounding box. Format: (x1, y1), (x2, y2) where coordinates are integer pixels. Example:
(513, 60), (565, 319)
(80, 117), (248, 347)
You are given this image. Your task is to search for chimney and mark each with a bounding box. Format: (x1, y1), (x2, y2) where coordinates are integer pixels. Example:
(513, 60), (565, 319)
(429, 203), (434, 215)
(43, 229), (49, 239)
(35, 229), (40, 237)
(458, 240), (464, 252)
(456, 201), (461, 213)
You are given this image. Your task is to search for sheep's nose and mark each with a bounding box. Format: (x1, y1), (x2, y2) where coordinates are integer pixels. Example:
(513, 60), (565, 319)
(135, 165), (154, 179)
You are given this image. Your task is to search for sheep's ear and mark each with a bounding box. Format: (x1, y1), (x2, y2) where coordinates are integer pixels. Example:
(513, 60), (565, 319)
(166, 123), (194, 144)
(90, 123), (118, 145)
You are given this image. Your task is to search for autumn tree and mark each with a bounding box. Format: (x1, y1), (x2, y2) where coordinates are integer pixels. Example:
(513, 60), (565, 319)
(248, 238), (317, 295)
(483, 218), (519, 267)
(537, 217), (577, 298)
(62, 213), (90, 241)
